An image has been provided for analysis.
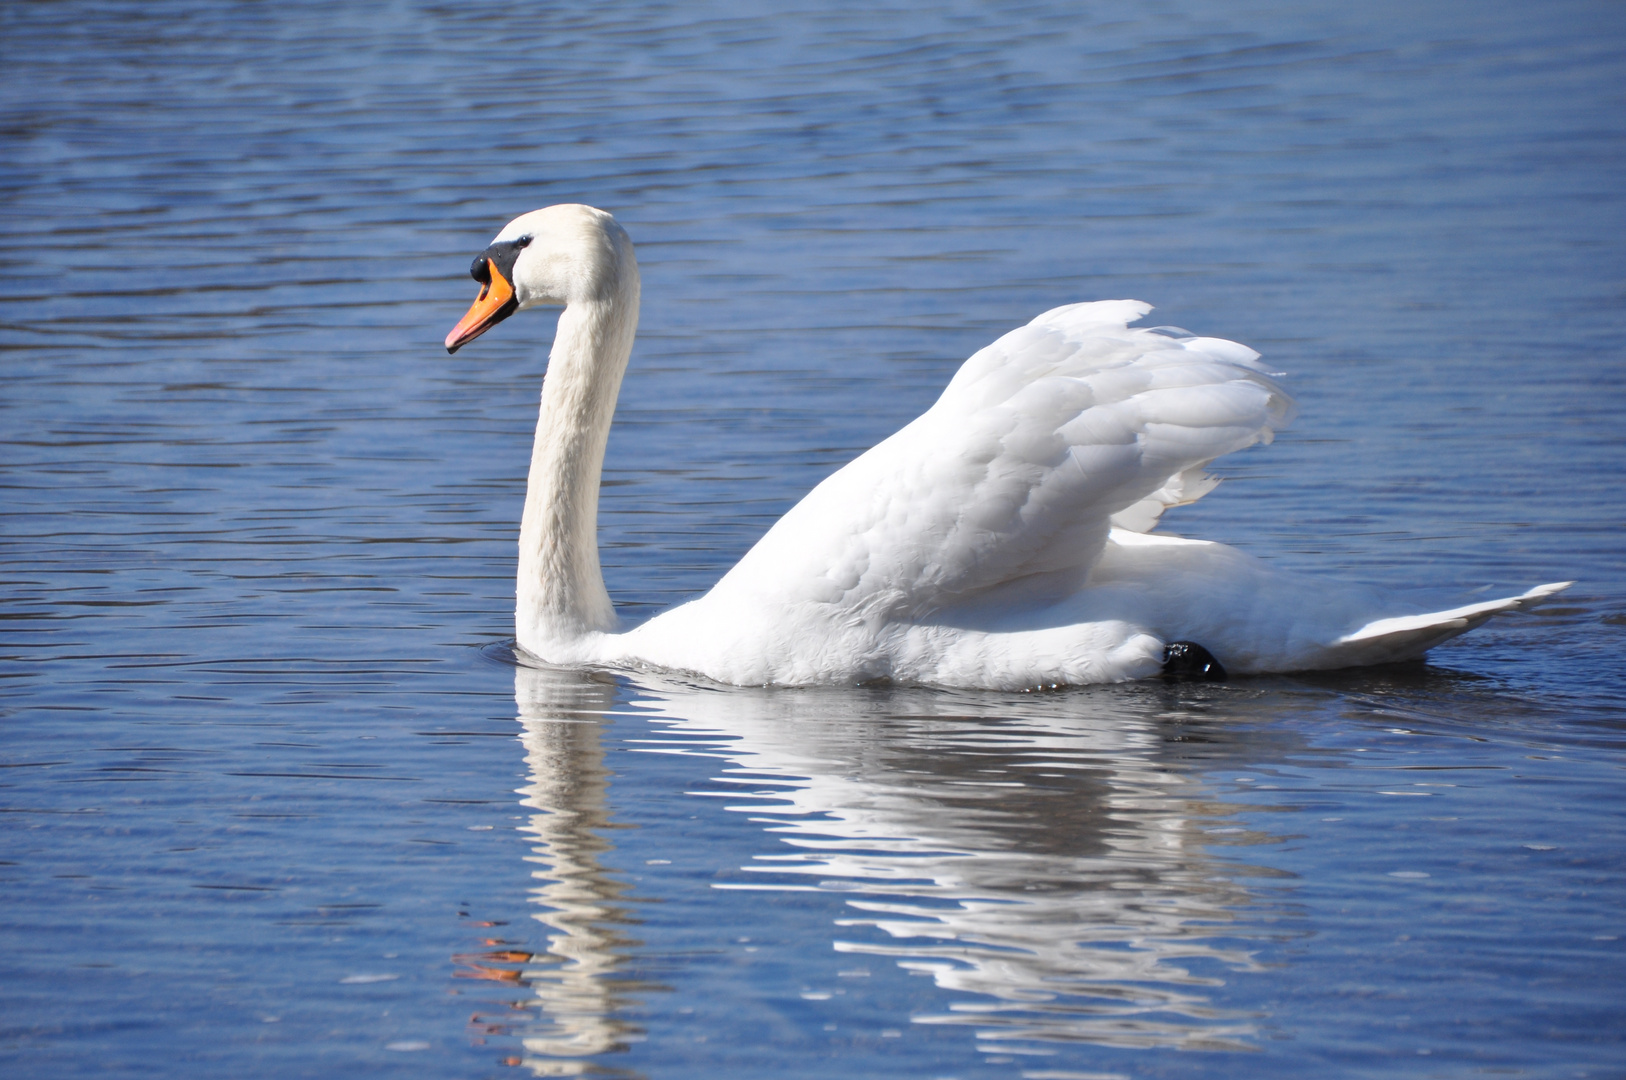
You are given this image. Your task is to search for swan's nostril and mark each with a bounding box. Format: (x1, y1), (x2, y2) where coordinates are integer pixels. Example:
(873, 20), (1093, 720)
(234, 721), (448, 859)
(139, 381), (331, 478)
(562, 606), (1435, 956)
(470, 256), (491, 284)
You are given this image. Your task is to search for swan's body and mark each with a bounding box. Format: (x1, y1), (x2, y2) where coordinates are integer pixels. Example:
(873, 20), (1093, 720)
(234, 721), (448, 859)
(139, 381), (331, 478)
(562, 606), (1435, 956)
(446, 204), (1566, 690)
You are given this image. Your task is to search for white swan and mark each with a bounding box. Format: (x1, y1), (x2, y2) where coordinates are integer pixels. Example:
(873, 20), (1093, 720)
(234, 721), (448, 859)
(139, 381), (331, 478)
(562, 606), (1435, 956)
(445, 204), (1567, 689)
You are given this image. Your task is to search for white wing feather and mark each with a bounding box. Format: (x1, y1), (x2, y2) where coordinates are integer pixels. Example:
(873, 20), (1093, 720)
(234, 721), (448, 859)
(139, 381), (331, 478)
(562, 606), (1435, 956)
(707, 301), (1294, 618)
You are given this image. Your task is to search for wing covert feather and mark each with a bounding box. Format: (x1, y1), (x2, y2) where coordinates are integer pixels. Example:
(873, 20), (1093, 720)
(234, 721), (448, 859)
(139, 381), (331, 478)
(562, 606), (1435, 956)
(713, 301), (1295, 618)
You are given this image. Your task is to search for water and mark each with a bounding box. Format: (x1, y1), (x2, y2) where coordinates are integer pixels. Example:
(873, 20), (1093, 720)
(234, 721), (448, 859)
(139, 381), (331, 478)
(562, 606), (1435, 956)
(2, 0), (1624, 1076)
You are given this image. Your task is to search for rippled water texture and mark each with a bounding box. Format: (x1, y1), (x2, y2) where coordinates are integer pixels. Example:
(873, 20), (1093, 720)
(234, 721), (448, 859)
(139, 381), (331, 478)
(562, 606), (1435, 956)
(3, 1), (1625, 1077)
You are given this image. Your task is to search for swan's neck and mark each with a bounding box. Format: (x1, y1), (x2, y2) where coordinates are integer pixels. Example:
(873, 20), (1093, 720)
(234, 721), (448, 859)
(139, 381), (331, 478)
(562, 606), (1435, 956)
(517, 278), (639, 653)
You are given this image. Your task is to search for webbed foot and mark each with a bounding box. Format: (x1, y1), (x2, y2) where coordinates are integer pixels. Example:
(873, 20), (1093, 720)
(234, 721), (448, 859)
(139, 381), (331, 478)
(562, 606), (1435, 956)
(1162, 641), (1227, 681)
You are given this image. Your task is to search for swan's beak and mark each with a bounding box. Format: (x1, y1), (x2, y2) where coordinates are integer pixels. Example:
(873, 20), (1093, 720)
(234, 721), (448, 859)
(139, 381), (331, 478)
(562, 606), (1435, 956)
(445, 260), (518, 353)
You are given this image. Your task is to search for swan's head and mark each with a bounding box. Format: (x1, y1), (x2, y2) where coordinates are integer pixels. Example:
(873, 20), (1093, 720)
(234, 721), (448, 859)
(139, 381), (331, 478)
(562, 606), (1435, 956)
(445, 204), (634, 354)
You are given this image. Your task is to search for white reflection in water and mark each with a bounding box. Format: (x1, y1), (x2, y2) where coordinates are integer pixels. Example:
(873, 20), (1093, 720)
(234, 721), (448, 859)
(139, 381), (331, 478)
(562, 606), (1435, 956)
(510, 668), (644, 1075)
(513, 663), (1288, 1067)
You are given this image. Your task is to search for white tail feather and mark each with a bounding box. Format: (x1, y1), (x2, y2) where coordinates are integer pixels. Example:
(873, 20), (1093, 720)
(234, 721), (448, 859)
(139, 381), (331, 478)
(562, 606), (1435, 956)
(1328, 581), (1573, 665)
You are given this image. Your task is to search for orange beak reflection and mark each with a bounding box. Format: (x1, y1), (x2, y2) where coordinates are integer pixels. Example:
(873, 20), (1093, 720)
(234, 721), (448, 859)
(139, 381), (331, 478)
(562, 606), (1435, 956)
(445, 260), (518, 353)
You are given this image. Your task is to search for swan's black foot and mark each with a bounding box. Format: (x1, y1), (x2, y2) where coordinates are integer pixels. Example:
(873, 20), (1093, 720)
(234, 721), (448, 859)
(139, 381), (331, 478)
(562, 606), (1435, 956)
(1162, 641), (1227, 682)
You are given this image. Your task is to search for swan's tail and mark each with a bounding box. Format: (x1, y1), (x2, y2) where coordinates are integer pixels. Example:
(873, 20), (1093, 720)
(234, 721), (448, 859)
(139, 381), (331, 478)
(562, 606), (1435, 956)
(1326, 581), (1573, 667)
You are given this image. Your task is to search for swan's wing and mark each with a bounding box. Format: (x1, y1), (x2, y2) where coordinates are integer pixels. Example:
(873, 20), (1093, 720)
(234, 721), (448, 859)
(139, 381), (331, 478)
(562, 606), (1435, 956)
(708, 300), (1295, 620)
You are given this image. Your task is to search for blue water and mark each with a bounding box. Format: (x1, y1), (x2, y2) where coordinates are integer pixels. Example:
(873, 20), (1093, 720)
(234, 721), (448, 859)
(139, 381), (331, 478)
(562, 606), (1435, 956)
(2, 1), (1624, 1077)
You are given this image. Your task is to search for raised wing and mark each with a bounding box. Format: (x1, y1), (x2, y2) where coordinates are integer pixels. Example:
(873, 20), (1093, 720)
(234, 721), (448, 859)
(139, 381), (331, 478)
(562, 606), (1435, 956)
(708, 300), (1295, 621)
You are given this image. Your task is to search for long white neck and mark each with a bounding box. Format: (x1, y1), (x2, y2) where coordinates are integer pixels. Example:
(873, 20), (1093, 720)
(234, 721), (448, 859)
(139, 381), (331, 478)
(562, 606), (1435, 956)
(516, 267), (639, 654)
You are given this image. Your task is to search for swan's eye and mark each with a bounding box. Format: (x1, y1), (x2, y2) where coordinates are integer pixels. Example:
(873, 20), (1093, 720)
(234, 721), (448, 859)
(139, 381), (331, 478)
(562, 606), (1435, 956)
(514, 235), (532, 249)
(470, 256), (491, 284)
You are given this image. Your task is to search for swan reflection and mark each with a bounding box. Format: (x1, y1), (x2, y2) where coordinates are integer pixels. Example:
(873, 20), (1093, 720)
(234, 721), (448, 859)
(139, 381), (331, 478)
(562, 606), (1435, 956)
(506, 663), (1291, 1068)
(499, 667), (645, 1076)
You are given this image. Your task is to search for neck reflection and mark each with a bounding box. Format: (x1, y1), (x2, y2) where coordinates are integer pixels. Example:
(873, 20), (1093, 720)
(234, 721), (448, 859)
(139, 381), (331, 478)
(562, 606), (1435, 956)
(499, 666), (643, 1076)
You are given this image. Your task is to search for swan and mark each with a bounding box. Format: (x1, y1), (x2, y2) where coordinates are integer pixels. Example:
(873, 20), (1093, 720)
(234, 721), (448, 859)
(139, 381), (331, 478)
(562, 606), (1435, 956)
(445, 204), (1567, 690)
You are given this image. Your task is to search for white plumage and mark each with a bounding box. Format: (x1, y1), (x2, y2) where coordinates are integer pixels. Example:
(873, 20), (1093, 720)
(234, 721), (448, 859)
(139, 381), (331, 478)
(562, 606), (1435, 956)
(445, 205), (1566, 690)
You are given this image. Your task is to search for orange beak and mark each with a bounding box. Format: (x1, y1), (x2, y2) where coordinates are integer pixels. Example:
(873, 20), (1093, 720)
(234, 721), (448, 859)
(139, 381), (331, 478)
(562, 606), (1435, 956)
(445, 260), (518, 353)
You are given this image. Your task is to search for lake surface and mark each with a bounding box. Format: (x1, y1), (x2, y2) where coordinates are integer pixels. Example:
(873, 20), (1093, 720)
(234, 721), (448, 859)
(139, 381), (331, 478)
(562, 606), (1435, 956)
(2, 1), (1624, 1077)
